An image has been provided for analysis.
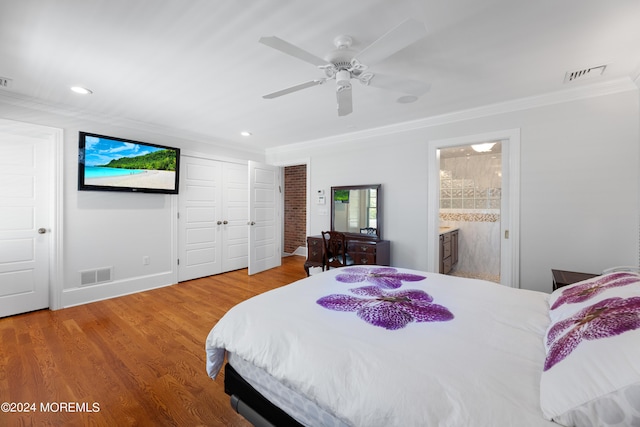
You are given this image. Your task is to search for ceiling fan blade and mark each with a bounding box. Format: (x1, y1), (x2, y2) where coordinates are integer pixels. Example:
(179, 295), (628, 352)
(259, 36), (330, 67)
(353, 19), (427, 66)
(336, 86), (353, 116)
(263, 80), (324, 99)
(368, 73), (431, 96)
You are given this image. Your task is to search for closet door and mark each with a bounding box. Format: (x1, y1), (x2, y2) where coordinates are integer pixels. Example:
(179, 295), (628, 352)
(178, 156), (249, 282)
(178, 156), (223, 282)
(221, 162), (249, 271)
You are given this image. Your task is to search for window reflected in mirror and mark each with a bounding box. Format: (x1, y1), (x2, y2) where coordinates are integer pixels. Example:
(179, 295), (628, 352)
(331, 184), (381, 239)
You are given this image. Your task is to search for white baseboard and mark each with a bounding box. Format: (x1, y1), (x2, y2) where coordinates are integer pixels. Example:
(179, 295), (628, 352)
(61, 271), (176, 309)
(292, 246), (307, 257)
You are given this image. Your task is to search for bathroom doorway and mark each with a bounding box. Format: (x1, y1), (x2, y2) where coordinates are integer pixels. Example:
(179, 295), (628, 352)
(427, 129), (520, 288)
(439, 142), (502, 283)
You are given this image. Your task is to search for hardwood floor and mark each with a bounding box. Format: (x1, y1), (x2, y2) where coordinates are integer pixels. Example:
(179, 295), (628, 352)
(0, 256), (307, 427)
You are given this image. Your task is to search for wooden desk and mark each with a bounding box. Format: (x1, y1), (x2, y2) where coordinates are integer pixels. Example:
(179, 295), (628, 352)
(304, 235), (391, 276)
(551, 269), (599, 291)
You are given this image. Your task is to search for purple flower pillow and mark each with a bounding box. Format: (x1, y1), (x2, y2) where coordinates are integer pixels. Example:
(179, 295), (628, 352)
(548, 272), (640, 322)
(540, 273), (640, 425)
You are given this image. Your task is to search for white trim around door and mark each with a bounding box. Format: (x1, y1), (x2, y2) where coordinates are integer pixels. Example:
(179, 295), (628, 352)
(427, 128), (520, 288)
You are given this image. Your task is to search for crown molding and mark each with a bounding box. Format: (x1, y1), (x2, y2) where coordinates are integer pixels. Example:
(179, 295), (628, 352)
(0, 91), (262, 157)
(2, 76), (636, 160)
(266, 77), (638, 157)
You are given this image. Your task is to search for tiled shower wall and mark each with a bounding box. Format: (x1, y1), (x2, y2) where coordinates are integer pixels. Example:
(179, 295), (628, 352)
(440, 153), (501, 209)
(440, 152), (501, 281)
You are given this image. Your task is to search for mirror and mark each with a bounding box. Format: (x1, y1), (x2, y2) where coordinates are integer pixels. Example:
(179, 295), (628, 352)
(331, 184), (381, 239)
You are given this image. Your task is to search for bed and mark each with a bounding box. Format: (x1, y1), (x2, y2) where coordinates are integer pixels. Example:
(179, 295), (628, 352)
(206, 266), (640, 427)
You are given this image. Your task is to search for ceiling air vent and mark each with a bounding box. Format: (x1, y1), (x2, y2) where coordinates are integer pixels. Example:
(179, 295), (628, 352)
(563, 65), (607, 83)
(0, 77), (13, 89)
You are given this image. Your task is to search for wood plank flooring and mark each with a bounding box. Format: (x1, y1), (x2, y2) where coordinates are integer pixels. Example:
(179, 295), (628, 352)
(0, 255), (307, 427)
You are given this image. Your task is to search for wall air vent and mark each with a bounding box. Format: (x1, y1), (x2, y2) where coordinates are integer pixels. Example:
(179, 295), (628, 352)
(563, 65), (607, 83)
(80, 267), (113, 286)
(0, 77), (13, 88)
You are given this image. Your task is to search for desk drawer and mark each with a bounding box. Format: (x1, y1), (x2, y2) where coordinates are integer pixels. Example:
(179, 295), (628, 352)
(351, 253), (376, 265)
(306, 237), (324, 263)
(347, 242), (377, 254)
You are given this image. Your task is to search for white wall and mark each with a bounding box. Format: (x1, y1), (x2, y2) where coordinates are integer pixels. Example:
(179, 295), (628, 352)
(267, 88), (640, 293)
(0, 98), (263, 307)
(1, 84), (637, 304)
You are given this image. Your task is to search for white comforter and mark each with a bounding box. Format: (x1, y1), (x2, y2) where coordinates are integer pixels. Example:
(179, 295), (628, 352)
(206, 267), (558, 427)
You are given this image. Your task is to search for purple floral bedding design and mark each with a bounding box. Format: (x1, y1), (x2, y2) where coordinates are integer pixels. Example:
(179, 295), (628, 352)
(317, 268), (453, 330)
(551, 272), (639, 310)
(335, 267), (427, 289)
(544, 296), (640, 371)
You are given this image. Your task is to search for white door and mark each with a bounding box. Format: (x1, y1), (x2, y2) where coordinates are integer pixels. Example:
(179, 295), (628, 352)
(178, 156), (223, 282)
(0, 125), (52, 316)
(178, 157), (249, 281)
(248, 161), (281, 275)
(221, 162), (249, 271)
(499, 141), (513, 284)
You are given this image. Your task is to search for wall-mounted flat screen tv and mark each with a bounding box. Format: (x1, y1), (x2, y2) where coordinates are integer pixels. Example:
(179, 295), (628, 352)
(78, 132), (180, 194)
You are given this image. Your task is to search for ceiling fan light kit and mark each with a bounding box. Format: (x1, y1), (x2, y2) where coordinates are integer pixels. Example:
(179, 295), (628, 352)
(259, 18), (430, 116)
(336, 70), (352, 90)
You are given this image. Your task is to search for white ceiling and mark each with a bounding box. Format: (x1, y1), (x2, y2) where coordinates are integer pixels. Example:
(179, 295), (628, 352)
(1, 0), (639, 153)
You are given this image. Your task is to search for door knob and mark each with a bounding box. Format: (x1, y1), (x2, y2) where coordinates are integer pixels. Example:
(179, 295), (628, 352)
(38, 228), (47, 234)
(223, 220), (228, 225)
(217, 221), (222, 225)
(249, 221), (256, 226)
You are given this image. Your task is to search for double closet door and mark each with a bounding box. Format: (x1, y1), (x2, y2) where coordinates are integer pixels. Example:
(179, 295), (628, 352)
(178, 156), (249, 282)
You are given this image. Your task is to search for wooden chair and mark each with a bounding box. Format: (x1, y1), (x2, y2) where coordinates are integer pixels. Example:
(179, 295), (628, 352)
(321, 231), (354, 270)
(360, 227), (377, 235)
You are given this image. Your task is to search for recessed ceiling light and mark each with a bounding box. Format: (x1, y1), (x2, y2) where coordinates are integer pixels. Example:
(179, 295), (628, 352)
(240, 131), (252, 137)
(71, 86), (92, 95)
(471, 142), (496, 153)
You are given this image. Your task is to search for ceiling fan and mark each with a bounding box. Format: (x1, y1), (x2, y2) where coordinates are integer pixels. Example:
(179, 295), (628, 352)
(259, 19), (431, 117)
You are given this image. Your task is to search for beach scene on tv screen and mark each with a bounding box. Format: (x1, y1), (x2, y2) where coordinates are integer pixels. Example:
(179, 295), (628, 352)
(84, 135), (177, 190)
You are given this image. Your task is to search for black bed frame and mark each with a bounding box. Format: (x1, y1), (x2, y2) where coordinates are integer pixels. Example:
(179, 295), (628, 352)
(224, 363), (305, 427)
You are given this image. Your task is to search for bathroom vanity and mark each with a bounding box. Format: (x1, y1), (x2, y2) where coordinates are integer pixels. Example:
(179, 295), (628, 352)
(439, 227), (459, 274)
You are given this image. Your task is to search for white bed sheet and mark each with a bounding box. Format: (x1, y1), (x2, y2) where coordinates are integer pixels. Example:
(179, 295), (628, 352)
(229, 352), (348, 427)
(206, 267), (558, 427)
